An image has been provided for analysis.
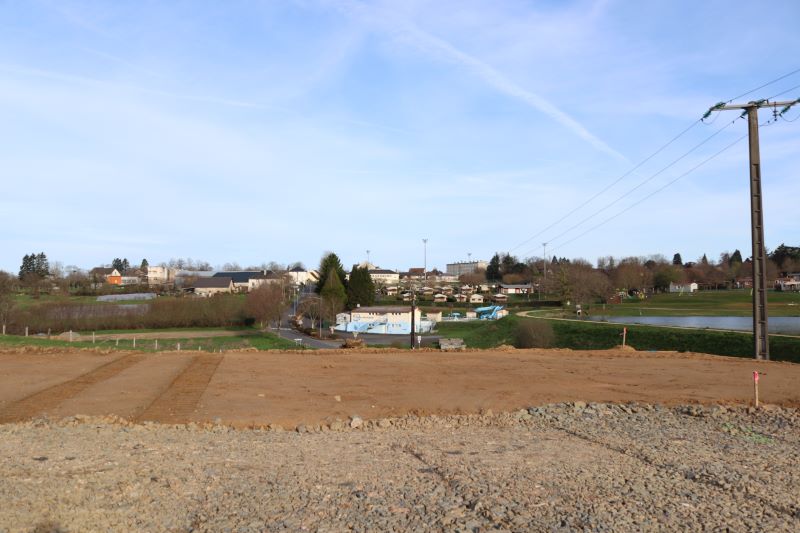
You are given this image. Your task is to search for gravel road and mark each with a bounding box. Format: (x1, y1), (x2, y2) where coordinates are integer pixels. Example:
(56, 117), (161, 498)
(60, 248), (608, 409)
(1, 403), (797, 532)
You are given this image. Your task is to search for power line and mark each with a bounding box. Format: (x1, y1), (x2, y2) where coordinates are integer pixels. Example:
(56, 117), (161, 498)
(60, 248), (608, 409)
(767, 82), (800, 100)
(549, 119), (777, 256)
(508, 120), (700, 253)
(510, 67), (800, 254)
(521, 116), (742, 256)
(727, 67), (800, 102)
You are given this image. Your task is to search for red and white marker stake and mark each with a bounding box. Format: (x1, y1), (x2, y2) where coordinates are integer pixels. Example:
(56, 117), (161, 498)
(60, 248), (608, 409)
(753, 371), (759, 408)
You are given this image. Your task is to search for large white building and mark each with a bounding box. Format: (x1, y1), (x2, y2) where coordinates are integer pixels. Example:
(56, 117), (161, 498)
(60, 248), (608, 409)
(446, 260), (488, 277)
(368, 269), (400, 285)
(147, 266), (176, 286)
(335, 306), (434, 334)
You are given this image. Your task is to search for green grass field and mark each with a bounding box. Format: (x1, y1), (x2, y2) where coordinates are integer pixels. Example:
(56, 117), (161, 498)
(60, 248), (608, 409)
(593, 290), (800, 317)
(435, 315), (800, 363)
(0, 331), (302, 352)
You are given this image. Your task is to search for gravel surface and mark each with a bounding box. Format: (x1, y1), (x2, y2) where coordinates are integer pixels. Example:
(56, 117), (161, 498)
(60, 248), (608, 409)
(1, 403), (798, 532)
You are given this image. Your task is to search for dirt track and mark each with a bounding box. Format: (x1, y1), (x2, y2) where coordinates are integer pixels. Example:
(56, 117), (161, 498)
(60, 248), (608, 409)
(0, 347), (798, 427)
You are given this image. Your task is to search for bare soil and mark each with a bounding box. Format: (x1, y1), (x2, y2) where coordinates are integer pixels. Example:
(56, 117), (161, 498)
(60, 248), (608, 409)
(0, 347), (798, 427)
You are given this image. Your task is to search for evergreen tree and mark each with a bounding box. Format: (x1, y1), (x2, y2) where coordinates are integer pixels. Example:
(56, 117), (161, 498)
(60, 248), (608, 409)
(320, 270), (347, 329)
(140, 258), (149, 270)
(346, 267), (375, 309)
(34, 252), (49, 277)
(701, 254), (709, 265)
(122, 258), (130, 271)
(500, 253), (517, 276)
(111, 258), (124, 272)
(486, 253), (501, 281)
(729, 249), (743, 266)
(315, 252), (347, 294)
(672, 253), (683, 266)
(19, 254), (32, 280)
(768, 244), (800, 266)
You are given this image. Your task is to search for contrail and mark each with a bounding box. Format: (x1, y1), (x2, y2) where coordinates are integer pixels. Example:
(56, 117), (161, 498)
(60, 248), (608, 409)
(334, 0), (628, 162)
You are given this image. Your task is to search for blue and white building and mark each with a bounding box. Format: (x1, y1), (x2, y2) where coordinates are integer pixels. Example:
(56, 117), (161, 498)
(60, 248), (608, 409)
(335, 306), (435, 334)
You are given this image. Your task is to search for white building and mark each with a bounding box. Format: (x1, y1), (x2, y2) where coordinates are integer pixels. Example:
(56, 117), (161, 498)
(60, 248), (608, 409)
(368, 269), (400, 285)
(288, 266), (319, 285)
(669, 282), (699, 293)
(247, 272), (285, 292)
(335, 306), (433, 334)
(446, 260), (488, 277)
(469, 294), (484, 304)
(147, 266), (175, 286)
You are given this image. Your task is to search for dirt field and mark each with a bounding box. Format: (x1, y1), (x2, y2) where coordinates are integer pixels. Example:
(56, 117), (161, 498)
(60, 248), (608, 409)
(1, 347), (798, 427)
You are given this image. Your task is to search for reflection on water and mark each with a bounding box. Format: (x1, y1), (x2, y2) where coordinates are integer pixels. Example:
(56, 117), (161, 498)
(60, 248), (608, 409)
(586, 315), (800, 335)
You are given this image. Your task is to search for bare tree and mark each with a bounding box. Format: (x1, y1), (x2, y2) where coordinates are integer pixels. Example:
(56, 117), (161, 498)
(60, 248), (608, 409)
(222, 262), (242, 271)
(0, 271), (16, 328)
(458, 271), (486, 286)
(297, 296), (321, 333)
(245, 284), (287, 330)
(555, 262), (611, 307)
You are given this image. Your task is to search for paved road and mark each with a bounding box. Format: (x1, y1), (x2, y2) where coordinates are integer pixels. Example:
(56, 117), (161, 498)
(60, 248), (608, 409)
(277, 308), (442, 349)
(272, 327), (340, 350)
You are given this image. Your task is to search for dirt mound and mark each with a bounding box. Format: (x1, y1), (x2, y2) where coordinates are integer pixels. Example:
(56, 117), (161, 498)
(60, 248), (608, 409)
(614, 344), (637, 352)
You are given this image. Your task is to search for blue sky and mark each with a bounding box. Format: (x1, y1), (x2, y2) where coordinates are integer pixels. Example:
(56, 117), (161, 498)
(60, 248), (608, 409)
(1, 0), (799, 273)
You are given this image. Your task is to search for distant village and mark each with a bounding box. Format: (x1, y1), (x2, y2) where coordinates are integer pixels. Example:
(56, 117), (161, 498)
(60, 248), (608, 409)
(87, 260), (535, 304)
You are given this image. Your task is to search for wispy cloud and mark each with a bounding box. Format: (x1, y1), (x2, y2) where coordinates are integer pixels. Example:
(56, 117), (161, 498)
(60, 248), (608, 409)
(329, 0), (628, 162)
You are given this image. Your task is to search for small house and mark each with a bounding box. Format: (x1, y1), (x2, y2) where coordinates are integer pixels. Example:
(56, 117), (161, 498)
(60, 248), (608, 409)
(469, 294), (484, 304)
(499, 283), (532, 295)
(492, 293), (508, 303)
(669, 282), (698, 293)
(90, 267), (122, 285)
(433, 293), (448, 303)
(193, 277), (234, 297)
(426, 311), (442, 322)
(383, 285), (399, 296)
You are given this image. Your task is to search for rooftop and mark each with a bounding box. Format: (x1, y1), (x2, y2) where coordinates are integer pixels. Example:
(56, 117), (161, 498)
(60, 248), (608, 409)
(193, 277), (233, 289)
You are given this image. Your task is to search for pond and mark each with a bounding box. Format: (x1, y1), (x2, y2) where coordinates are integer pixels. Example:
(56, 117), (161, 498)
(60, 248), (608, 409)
(585, 315), (800, 335)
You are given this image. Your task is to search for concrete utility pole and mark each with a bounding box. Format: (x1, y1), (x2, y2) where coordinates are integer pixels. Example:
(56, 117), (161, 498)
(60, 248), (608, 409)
(410, 292), (416, 350)
(712, 99), (796, 360)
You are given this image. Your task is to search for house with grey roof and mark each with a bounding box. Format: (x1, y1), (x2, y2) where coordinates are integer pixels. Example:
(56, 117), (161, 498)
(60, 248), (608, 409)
(192, 277), (233, 297)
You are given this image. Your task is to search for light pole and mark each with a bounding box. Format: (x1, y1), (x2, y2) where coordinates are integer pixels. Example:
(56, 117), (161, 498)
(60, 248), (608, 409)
(422, 238), (428, 282)
(366, 249), (370, 267)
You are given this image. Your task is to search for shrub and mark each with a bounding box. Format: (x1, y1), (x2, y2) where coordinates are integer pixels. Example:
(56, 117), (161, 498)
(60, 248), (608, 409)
(514, 319), (555, 349)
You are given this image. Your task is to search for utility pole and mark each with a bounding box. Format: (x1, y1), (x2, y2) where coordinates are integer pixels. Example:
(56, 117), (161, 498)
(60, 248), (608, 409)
(410, 292), (416, 349)
(710, 98), (797, 360)
(422, 238), (428, 282)
(542, 242), (547, 301)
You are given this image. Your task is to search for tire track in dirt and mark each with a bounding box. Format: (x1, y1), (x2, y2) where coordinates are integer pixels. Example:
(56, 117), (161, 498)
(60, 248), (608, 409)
(135, 354), (223, 424)
(0, 354), (145, 423)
